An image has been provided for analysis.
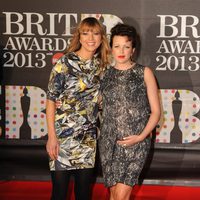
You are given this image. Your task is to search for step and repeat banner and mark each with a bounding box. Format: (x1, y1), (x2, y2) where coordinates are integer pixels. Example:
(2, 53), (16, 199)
(1, 1), (200, 147)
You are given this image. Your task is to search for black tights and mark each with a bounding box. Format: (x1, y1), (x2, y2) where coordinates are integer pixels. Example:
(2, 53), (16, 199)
(50, 168), (94, 200)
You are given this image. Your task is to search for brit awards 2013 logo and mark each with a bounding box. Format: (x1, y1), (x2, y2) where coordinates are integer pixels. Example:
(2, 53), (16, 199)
(155, 15), (200, 144)
(2, 12), (123, 69)
(1, 12), (123, 139)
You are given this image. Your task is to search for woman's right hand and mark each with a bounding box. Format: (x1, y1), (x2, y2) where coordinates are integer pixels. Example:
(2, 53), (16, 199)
(46, 134), (59, 160)
(55, 100), (62, 109)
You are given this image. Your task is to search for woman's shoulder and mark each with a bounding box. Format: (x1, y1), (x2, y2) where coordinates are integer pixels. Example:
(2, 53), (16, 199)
(58, 52), (80, 67)
(134, 63), (153, 75)
(52, 53), (77, 74)
(134, 63), (145, 70)
(136, 64), (156, 84)
(135, 63), (152, 71)
(133, 63), (154, 82)
(62, 52), (79, 62)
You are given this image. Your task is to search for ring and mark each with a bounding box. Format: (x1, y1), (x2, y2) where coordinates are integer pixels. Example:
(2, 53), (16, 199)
(123, 144), (127, 147)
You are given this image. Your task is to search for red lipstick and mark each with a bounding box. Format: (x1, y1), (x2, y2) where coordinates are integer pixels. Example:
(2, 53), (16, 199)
(118, 55), (125, 59)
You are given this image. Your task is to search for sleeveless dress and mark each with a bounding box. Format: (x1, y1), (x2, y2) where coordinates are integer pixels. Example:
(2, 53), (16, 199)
(99, 63), (151, 187)
(46, 52), (101, 171)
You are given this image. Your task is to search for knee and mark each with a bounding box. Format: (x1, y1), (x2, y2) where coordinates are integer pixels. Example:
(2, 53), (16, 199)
(114, 189), (131, 200)
(113, 192), (126, 200)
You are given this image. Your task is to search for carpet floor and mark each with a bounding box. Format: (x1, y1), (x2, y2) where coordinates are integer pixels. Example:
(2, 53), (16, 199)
(0, 181), (200, 200)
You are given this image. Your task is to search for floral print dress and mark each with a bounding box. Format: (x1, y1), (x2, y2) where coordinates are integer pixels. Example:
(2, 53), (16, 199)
(47, 52), (101, 171)
(99, 64), (151, 187)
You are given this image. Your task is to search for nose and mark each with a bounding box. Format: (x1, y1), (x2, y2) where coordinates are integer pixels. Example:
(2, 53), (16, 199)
(120, 47), (125, 53)
(88, 33), (94, 40)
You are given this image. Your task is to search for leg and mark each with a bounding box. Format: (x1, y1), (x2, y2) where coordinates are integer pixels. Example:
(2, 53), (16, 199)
(109, 185), (116, 200)
(73, 168), (94, 200)
(112, 183), (132, 200)
(50, 170), (71, 200)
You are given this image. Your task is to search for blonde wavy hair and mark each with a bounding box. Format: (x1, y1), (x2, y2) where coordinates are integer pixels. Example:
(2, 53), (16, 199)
(66, 17), (111, 68)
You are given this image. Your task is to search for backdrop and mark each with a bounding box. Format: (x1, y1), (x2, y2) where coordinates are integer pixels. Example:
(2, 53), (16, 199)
(1, 0), (200, 181)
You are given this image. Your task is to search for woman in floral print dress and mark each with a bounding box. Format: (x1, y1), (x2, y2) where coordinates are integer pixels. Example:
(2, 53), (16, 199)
(99, 23), (161, 200)
(46, 17), (110, 200)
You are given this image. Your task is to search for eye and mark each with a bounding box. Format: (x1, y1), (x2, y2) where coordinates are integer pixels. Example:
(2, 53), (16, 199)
(81, 32), (88, 35)
(94, 32), (100, 35)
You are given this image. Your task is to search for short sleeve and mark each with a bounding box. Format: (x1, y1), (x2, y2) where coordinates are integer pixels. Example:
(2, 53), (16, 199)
(46, 57), (68, 102)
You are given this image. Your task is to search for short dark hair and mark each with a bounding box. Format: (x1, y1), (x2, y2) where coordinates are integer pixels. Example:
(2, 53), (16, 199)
(110, 23), (137, 48)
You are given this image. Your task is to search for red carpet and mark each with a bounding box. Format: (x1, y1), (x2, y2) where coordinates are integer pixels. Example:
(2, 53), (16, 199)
(0, 181), (200, 200)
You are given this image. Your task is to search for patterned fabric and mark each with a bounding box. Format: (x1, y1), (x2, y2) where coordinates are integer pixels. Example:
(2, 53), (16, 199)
(47, 52), (101, 170)
(99, 63), (151, 187)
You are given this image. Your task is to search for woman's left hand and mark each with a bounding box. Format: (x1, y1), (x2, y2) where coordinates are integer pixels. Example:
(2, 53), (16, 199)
(117, 135), (143, 147)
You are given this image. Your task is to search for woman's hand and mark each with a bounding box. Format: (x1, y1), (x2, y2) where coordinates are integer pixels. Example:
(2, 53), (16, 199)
(46, 135), (59, 160)
(117, 135), (143, 147)
(55, 100), (62, 109)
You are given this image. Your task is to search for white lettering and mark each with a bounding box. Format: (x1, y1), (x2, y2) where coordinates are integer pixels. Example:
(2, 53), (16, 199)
(156, 40), (170, 53)
(3, 12), (24, 35)
(179, 15), (200, 38)
(157, 15), (200, 38)
(3, 12), (78, 36)
(24, 13), (47, 36)
(157, 15), (178, 38)
(4, 37), (17, 50)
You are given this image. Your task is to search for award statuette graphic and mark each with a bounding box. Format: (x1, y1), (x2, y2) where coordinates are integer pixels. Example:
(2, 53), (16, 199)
(170, 90), (183, 144)
(19, 87), (31, 139)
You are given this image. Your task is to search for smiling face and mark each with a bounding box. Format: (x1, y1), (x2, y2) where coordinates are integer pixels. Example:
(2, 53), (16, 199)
(77, 22), (103, 60)
(112, 35), (135, 69)
(79, 28), (102, 54)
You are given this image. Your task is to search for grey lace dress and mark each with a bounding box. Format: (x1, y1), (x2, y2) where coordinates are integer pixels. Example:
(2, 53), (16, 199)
(99, 63), (151, 187)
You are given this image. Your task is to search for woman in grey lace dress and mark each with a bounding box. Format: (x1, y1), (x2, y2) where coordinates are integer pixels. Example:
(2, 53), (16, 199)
(99, 23), (161, 200)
